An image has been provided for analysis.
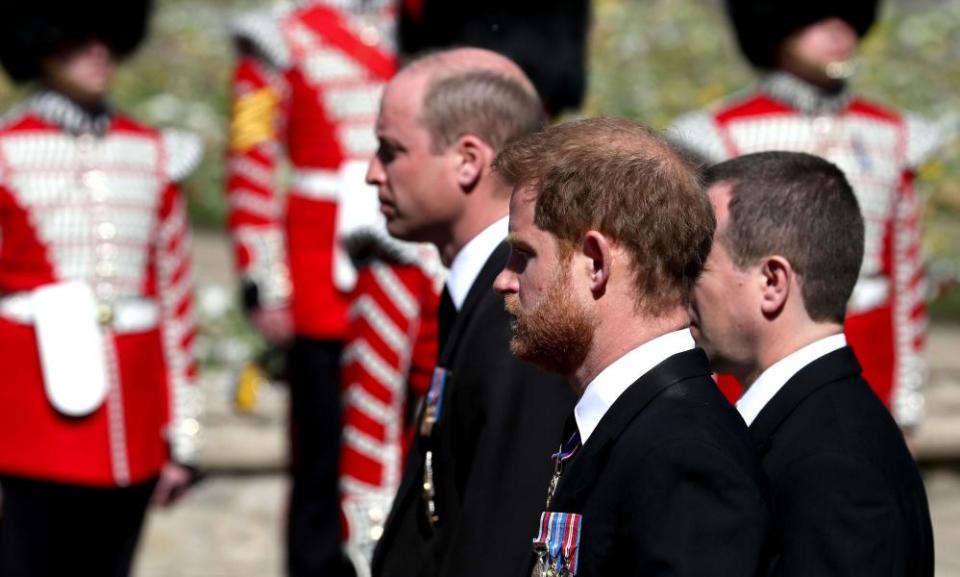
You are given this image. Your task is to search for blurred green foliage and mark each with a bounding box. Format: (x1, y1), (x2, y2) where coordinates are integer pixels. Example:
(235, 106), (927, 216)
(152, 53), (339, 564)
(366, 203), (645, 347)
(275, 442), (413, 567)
(589, 0), (960, 316)
(0, 0), (957, 315)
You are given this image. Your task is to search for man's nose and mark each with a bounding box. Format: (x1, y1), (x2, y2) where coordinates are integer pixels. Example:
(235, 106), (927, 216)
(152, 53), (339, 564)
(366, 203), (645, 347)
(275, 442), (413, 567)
(493, 268), (517, 296)
(366, 156), (384, 186)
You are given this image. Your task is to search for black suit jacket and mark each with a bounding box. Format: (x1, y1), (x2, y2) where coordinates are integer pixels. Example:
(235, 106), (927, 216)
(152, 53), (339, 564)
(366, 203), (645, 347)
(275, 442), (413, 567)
(373, 242), (575, 577)
(750, 346), (934, 577)
(543, 348), (772, 576)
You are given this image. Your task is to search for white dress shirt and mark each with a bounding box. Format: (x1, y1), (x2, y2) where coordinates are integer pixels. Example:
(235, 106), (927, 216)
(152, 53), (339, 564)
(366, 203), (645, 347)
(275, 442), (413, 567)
(736, 333), (847, 426)
(445, 216), (509, 311)
(574, 328), (696, 443)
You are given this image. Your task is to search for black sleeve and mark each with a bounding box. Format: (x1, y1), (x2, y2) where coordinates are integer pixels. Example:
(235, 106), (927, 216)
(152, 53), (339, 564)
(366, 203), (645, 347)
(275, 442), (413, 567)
(624, 439), (771, 577)
(775, 452), (899, 577)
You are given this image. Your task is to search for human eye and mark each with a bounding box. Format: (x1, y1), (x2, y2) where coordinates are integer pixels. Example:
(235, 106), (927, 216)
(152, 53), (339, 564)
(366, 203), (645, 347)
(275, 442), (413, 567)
(376, 138), (401, 165)
(506, 242), (532, 273)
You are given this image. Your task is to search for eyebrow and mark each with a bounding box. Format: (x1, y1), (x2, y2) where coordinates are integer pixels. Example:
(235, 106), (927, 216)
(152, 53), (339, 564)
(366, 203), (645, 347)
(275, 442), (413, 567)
(506, 233), (534, 252)
(377, 133), (400, 145)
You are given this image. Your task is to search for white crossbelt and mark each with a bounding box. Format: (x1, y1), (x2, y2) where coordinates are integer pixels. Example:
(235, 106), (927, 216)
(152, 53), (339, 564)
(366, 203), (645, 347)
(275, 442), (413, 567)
(290, 168), (340, 201)
(0, 291), (160, 333)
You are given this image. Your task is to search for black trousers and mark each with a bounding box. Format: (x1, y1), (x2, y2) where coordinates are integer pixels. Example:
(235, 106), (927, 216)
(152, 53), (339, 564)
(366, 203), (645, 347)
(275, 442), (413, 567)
(0, 476), (156, 577)
(286, 337), (350, 577)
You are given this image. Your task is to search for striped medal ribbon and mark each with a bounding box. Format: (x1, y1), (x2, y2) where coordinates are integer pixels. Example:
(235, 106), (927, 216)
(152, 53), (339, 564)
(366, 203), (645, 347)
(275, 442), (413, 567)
(532, 511), (583, 577)
(421, 367), (450, 525)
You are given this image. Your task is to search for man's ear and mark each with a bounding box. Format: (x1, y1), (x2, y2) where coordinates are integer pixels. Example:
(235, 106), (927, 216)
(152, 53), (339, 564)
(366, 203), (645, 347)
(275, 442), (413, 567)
(454, 135), (492, 191)
(759, 255), (793, 317)
(581, 231), (613, 298)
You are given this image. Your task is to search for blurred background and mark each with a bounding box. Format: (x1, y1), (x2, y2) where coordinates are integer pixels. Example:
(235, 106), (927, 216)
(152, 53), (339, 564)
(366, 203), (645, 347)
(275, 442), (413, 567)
(1, 0), (958, 575)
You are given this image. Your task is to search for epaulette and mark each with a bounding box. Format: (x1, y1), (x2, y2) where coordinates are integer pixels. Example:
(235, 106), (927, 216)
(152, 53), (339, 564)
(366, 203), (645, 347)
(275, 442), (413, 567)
(162, 129), (204, 182)
(230, 6), (294, 70)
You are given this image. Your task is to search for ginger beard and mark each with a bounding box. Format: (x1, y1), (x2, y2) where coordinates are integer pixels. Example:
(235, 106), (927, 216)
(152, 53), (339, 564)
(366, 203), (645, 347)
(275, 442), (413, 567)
(504, 261), (596, 376)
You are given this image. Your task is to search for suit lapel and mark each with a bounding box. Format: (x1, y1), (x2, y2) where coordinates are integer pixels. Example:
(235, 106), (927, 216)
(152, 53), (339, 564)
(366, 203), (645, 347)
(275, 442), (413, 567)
(381, 244), (508, 550)
(749, 346), (862, 453)
(437, 286), (457, 353)
(552, 348), (713, 508)
(438, 242), (510, 366)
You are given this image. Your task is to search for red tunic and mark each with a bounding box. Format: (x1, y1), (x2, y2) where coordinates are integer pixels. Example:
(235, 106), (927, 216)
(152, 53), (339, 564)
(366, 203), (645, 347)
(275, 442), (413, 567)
(229, 4), (442, 572)
(670, 72), (945, 426)
(227, 2), (396, 339)
(0, 92), (201, 487)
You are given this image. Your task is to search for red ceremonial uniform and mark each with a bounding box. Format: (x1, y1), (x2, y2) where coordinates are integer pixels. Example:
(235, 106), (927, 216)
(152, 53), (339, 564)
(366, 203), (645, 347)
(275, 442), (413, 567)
(671, 72), (945, 427)
(228, 3), (441, 574)
(227, 1), (396, 338)
(0, 91), (201, 487)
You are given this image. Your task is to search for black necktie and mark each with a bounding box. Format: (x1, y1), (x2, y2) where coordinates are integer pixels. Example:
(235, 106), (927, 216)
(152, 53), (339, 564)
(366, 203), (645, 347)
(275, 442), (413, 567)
(438, 285), (457, 353)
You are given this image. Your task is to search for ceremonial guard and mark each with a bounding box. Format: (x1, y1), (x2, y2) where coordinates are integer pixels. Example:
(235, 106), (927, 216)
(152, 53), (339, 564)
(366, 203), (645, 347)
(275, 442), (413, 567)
(670, 0), (947, 428)
(0, 1), (201, 575)
(226, 2), (441, 575)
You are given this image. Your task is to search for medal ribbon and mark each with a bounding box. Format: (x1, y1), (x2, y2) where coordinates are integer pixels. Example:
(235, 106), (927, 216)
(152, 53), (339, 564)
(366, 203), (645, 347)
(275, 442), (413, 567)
(420, 367), (449, 525)
(533, 511), (583, 575)
(426, 367), (448, 419)
(544, 429), (581, 511)
(552, 430), (581, 464)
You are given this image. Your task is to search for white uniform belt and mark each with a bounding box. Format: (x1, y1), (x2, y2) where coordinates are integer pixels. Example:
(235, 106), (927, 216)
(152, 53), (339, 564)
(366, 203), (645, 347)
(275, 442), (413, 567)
(0, 293), (160, 333)
(848, 277), (890, 314)
(290, 168), (340, 201)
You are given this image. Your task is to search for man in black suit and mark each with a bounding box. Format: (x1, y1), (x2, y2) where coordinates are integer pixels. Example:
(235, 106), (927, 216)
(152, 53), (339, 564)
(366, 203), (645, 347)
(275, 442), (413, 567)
(366, 48), (576, 577)
(493, 117), (772, 576)
(690, 151), (934, 576)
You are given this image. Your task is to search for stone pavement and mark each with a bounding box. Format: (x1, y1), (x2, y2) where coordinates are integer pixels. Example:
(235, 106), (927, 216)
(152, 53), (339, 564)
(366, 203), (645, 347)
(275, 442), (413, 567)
(135, 475), (285, 577)
(914, 326), (960, 461)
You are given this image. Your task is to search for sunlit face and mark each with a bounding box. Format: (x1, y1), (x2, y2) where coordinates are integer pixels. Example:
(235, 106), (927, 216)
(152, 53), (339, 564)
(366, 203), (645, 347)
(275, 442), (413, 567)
(42, 39), (115, 104)
(494, 188), (595, 375)
(689, 184), (761, 376)
(778, 17), (859, 84)
(366, 72), (462, 245)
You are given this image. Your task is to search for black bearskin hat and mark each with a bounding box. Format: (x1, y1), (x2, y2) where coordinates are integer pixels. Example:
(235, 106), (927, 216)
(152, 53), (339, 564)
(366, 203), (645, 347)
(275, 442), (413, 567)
(399, 0), (590, 116)
(0, 0), (153, 83)
(726, 0), (879, 69)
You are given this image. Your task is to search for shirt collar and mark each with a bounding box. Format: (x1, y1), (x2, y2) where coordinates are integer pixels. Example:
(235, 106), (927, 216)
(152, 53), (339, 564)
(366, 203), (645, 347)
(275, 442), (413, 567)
(25, 90), (112, 137)
(446, 216), (508, 310)
(574, 328), (696, 443)
(760, 71), (853, 115)
(736, 333), (847, 426)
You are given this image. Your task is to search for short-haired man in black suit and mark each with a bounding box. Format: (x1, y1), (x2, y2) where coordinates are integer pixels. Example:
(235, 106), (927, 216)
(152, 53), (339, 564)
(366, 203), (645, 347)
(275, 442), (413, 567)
(368, 48), (576, 577)
(493, 117), (772, 576)
(690, 151), (934, 577)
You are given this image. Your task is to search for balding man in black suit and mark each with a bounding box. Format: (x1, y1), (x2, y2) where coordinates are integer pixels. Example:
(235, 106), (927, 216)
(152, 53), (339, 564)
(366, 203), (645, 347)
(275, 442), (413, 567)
(368, 48), (575, 577)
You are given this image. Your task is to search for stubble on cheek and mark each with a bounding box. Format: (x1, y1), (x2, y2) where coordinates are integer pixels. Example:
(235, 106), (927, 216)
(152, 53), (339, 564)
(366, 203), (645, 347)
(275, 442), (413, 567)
(503, 278), (595, 376)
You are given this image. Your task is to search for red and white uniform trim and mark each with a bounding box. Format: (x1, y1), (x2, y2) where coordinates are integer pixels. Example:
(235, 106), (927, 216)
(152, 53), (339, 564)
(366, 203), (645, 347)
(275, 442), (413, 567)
(339, 254), (442, 576)
(230, 4), (441, 574)
(670, 72), (946, 427)
(227, 1), (396, 338)
(0, 91), (202, 486)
